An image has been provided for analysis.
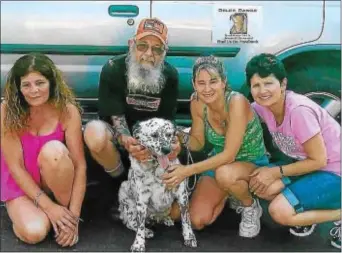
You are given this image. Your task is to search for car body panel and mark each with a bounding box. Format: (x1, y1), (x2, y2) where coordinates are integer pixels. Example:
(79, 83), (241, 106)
(152, 0), (326, 98)
(1, 1), (150, 122)
(1, 1), (149, 46)
(1, 1), (340, 126)
(1, 1), (150, 99)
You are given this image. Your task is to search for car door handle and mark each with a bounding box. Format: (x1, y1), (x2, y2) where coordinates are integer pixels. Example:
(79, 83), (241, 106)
(108, 5), (139, 18)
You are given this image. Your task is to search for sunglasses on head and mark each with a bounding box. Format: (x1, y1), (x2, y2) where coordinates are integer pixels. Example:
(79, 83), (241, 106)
(134, 40), (166, 56)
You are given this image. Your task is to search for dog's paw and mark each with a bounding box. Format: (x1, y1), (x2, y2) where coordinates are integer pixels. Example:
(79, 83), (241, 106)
(145, 228), (154, 238)
(163, 217), (174, 227)
(184, 238), (197, 248)
(130, 241), (145, 252)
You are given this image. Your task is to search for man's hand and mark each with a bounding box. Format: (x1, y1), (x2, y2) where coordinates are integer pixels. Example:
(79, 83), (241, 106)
(168, 136), (181, 161)
(120, 135), (151, 161)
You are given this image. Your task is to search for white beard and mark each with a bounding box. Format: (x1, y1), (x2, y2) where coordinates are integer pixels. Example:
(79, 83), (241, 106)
(126, 48), (165, 94)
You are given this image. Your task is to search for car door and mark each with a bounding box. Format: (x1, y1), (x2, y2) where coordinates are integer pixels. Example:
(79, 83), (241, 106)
(1, 1), (151, 123)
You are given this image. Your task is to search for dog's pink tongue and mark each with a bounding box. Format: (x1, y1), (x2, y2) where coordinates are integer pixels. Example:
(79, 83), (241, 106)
(157, 155), (170, 169)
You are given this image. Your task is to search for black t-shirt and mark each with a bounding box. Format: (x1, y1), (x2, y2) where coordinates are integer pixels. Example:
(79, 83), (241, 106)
(98, 54), (179, 131)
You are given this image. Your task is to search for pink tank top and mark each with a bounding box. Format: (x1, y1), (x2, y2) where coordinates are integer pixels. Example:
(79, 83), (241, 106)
(1, 123), (65, 202)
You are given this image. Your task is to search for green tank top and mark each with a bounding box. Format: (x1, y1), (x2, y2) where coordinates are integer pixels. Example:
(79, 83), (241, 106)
(204, 91), (266, 162)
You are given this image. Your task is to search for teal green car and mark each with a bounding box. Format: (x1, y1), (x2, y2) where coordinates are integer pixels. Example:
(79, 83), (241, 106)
(1, 1), (340, 143)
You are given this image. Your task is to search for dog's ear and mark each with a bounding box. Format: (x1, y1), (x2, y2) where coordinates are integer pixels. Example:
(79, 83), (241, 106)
(132, 121), (142, 138)
(170, 120), (177, 129)
(171, 120), (180, 134)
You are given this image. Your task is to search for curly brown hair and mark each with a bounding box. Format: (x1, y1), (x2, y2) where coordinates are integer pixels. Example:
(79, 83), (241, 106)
(3, 53), (81, 134)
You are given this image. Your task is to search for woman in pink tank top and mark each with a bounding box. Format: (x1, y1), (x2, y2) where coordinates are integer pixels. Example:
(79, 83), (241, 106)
(245, 53), (341, 249)
(1, 53), (86, 247)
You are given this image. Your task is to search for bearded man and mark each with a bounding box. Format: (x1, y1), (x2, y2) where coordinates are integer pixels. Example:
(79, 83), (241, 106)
(83, 18), (181, 218)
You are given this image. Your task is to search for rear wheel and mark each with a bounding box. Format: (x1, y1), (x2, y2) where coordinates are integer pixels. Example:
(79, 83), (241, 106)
(304, 91), (340, 123)
(265, 56), (341, 163)
(285, 52), (341, 123)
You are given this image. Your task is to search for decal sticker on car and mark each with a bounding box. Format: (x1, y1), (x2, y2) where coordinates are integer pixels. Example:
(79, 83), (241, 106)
(212, 5), (262, 45)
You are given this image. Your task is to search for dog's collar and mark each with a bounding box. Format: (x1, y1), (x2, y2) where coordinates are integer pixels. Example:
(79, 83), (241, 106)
(141, 158), (159, 168)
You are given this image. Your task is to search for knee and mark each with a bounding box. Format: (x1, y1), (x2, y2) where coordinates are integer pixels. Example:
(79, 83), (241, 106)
(255, 191), (276, 201)
(190, 209), (211, 231)
(38, 141), (71, 169)
(255, 180), (284, 201)
(170, 202), (181, 221)
(215, 166), (238, 190)
(14, 220), (50, 244)
(268, 200), (293, 226)
(83, 120), (108, 153)
(190, 216), (206, 231)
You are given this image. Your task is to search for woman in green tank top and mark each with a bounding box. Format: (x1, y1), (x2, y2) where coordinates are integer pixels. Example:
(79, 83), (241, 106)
(163, 56), (269, 238)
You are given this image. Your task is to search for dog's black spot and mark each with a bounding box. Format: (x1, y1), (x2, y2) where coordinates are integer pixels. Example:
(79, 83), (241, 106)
(118, 118), (197, 251)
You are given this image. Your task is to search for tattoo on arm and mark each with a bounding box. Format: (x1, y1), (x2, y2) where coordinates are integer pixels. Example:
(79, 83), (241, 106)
(111, 115), (131, 139)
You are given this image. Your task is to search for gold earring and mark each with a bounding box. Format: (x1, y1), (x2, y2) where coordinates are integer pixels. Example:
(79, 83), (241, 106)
(195, 91), (199, 101)
(192, 90), (199, 101)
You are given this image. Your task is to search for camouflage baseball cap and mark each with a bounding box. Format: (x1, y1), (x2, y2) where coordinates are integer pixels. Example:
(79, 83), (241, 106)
(135, 18), (168, 46)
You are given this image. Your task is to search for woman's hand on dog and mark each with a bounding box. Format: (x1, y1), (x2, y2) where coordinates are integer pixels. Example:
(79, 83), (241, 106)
(162, 164), (190, 188)
(121, 135), (151, 161)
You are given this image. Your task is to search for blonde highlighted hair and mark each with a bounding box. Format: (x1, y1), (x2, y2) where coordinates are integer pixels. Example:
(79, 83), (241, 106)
(192, 55), (232, 92)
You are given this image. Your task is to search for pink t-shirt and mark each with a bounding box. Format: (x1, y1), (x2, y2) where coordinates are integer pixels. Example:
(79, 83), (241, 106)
(252, 91), (341, 176)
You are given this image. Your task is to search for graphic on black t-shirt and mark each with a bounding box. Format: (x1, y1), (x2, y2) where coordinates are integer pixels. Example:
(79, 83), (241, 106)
(126, 94), (161, 112)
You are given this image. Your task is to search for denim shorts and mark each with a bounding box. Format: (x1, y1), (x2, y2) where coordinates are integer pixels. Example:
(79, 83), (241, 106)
(280, 170), (341, 213)
(200, 154), (270, 178)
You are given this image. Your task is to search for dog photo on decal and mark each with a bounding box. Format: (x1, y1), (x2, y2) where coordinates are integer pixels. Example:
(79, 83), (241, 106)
(230, 13), (247, 34)
(118, 118), (197, 252)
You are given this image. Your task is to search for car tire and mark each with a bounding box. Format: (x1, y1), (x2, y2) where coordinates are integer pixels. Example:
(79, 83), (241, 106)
(286, 62), (341, 123)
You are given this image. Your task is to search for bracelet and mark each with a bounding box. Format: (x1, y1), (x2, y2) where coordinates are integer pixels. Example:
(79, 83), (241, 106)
(76, 216), (84, 223)
(33, 190), (44, 208)
(279, 165), (285, 177)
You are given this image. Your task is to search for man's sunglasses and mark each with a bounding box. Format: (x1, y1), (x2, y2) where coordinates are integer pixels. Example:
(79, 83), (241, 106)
(134, 41), (166, 56)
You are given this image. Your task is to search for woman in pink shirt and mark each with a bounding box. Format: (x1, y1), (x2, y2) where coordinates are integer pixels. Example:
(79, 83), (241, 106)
(245, 53), (341, 249)
(1, 53), (86, 247)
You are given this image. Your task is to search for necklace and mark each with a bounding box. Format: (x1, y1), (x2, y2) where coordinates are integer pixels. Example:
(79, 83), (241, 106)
(211, 110), (226, 129)
(220, 120), (226, 128)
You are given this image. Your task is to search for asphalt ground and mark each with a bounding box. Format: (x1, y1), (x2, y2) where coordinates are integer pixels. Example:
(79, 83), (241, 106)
(0, 202), (338, 252)
(0, 149), (339, 252)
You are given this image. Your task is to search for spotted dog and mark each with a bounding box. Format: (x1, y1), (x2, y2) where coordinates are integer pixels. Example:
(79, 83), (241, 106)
(118, 118), (197, 252)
